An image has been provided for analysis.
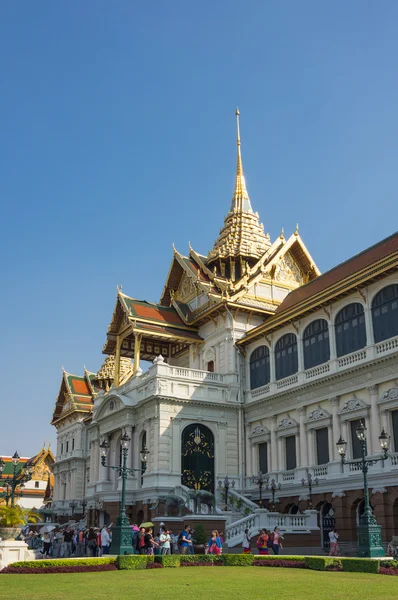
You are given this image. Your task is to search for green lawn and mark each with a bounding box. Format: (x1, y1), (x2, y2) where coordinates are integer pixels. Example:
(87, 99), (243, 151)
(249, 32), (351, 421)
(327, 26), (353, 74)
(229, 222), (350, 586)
(0, 567), (397, 600)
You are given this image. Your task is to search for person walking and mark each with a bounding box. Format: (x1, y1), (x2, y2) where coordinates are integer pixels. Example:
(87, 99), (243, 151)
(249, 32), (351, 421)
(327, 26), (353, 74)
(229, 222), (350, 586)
(101, 527), (112, 555)
(271, 527), (283, 555)
(160, 529), (171, 554)
(146, 528), (158, 556)
(242, 528), (252, 554)
(179, 526), (192, 555)
(329, 528), (340, 556)
(87, 527), (97, 557)
(256, 529), (269, 555)
(63, 526), (74, 557)
(42, 532), (52, 557)
(207, 530), (222, 555)
(136, 527), (148, 555)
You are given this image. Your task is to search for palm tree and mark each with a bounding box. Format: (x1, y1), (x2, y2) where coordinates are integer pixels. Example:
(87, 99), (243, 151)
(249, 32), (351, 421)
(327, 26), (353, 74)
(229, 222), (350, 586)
(0, 505), (41, 528)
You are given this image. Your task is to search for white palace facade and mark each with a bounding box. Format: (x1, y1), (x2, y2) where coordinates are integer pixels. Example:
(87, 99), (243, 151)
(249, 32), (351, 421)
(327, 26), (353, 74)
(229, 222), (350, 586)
(51, 112), (398, 551)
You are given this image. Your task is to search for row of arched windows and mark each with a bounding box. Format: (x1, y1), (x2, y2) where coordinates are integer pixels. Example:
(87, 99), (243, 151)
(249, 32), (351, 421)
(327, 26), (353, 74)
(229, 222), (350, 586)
(250, 284), (398, 389)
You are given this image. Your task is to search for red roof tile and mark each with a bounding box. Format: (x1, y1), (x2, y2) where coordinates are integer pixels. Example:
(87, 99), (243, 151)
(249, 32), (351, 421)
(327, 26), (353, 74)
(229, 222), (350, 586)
(276, 231), (398, 315)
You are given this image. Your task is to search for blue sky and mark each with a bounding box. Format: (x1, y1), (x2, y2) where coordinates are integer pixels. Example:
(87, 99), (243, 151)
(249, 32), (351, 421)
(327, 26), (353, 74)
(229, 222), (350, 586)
(1, 1), (398, 455)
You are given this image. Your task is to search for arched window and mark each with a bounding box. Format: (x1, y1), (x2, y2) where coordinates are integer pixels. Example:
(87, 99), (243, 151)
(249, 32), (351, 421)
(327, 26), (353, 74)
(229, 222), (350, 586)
(250, 346), (270, 389)
(303, 319), (330, 369)
(181, 424), (214, 493)
(275, 333), (298, 380)
(335, 303), (366, 357)
(372, 284), (398, 343)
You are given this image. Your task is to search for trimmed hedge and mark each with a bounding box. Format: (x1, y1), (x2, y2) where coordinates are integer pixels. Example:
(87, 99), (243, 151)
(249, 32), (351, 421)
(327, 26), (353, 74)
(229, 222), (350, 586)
(341, 558), (380, 574)
(9, 557), (116, 569)
(117, 555), (154, 570)
(253, 559), (306, 569)
(2, 564), (117, 574)
(181, 554), (223, 564)
(154, 555), (181, 568)
(222, 554), (254, 566)
(305, 557), (340, 571)
(256, 555), (305, 563)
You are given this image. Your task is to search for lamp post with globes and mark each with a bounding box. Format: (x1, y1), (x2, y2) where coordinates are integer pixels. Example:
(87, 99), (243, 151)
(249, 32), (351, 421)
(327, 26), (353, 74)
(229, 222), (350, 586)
(0, 452), (33, 506)
(251, 472), (269, 507)
(301, 473), (319, 509)
(218, 476), (235, 511)
(266, 478), (281, 511)
(100, 432), (149, 555)
(336, 421), (390, 558)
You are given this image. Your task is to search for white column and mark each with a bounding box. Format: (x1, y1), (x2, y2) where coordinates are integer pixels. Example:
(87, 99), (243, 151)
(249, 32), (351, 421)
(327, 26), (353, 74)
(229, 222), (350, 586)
(277, 437), (283, 471)
(246, 430), (252, 477)
(251, 444), (257, 475)
(368, 385), (380, 454)
(298, 407), (307, 466)
(269, 341), (275, 383)
(270, 416), (278, 471)
(297, 333), (304, 373)
(152, 418), (159, 473)
(307, 430), (314, 466)
(364, 301), (374, 346)
(330, 397), (341, 460)
(329, 320), (337, 360)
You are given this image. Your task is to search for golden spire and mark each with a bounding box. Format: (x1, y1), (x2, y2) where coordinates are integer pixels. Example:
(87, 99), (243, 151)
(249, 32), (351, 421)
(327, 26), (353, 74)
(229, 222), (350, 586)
(231, 108), (253, 213)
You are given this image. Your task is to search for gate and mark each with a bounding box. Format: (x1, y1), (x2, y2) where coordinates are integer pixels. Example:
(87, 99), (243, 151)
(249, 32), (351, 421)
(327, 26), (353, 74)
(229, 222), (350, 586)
(321, 503), (335, 550)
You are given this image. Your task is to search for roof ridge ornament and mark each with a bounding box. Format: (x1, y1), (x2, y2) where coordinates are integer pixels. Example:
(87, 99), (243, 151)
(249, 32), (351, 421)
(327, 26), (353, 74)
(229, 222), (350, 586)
(231, 108), (253, 213)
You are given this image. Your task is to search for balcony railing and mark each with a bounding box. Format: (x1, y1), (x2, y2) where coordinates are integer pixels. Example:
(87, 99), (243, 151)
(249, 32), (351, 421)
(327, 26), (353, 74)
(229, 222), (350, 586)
(248, 335), (398, 402)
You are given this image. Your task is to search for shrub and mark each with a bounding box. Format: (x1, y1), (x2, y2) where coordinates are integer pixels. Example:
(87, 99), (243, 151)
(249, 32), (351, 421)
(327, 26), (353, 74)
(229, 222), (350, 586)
(222, 554), (254, 566)
(181, 561), (224, 567)
(1, 564), (117, 574)
(0, 506), (40, 527)
(305, 557), (340, 571)
(154, 555), (181, 568)
(117, 555), (153, 570)
(10, 557), (116, 569)
(146, 562), (163, 569)
(193, 524), (207, 546)
(379, 566), (398, 576)
(255, 555), (305, 563)
(253, 559), (306, 569)
(341, 558), (380, 574)
(180, 554), (222, 564)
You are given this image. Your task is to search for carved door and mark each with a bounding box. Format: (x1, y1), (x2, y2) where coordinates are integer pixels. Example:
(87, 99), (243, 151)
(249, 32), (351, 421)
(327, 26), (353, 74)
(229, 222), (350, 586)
(181, 424), (215, 493)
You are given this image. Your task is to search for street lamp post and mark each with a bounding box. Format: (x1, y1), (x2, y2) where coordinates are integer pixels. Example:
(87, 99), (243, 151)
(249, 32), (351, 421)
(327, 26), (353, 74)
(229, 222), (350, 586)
(100, 432), (149, 555)
(251, 472), (269, 507)
(265, 478), (281, 511)
(81, 499), (87, 517)
(337, 422), (390, 558)
(218, 476), (235, 510)
(69, 501), (77, 517)
(301, 473), (319, 509)
(0, 452), (33, 506)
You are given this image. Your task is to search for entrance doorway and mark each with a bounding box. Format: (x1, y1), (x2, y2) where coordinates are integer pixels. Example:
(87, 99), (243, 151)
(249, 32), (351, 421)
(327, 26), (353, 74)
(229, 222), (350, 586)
(321, 502), (335, 551)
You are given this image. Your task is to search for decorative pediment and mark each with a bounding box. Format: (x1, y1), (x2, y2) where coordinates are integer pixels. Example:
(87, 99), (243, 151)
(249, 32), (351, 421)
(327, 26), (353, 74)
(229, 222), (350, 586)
(277, 416), (298, 430)
(274, 252), (305, 285)
(378, 388), (398, 406)
(250, 425), (269, 438)
(306, 407), (331, 422)
(338, 396), (369, 422)
(338, 397), (369, 415)
(176, 272), (197, 303)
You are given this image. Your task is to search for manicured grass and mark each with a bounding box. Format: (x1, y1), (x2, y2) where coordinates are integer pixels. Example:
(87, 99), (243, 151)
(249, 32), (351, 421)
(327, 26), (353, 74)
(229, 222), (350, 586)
(1, 567), (397, 600)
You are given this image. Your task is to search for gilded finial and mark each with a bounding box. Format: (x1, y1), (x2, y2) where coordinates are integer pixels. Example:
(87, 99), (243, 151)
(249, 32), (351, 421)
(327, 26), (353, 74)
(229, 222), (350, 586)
(172, 242), (177, 254)
(294, 223), (299, 236)
(231, 108), (253, 213)
(280, 227), (285, 240)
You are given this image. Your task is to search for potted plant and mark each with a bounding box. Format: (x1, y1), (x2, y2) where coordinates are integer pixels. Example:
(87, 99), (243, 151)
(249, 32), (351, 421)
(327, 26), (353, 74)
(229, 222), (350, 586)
(193, 523), (207, 554)
(0, 506), (40, 540)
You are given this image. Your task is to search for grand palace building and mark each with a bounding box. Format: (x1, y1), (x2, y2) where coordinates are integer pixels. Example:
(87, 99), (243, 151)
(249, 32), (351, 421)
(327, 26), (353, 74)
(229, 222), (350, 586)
(51, 111), (398, 552)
